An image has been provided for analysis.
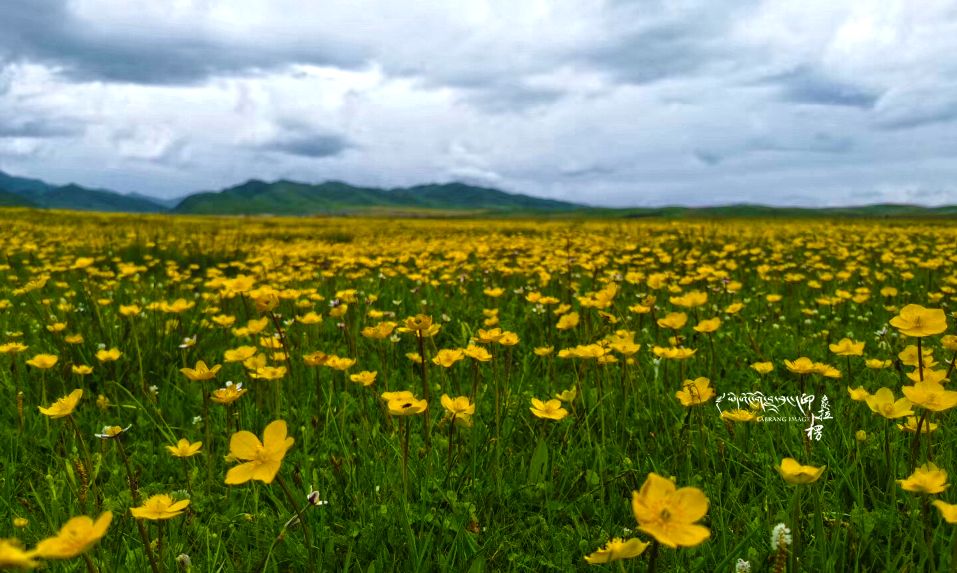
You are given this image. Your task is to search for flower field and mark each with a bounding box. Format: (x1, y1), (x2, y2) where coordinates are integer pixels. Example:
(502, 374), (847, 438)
(2, 209), (957, 571)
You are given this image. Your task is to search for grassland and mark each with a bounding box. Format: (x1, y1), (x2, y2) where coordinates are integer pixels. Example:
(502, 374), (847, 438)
(1, 209), (956, 572)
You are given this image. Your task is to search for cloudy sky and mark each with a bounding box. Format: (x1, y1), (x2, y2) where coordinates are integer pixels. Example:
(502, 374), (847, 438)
(1, 0), (956, 207)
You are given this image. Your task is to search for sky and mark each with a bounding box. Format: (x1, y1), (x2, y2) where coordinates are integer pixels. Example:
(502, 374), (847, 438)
(1, 0), (956, 207)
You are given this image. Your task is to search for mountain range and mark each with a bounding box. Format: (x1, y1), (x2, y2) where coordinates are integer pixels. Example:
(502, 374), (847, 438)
(1, 169), (956, 218)
(0, 169), (581, 216)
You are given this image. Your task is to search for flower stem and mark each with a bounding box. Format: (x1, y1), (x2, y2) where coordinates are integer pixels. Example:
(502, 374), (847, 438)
(276, 473), (317, 573)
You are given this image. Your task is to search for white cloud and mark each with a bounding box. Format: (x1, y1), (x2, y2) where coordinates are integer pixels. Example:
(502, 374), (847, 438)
(0, 0), (956, 205)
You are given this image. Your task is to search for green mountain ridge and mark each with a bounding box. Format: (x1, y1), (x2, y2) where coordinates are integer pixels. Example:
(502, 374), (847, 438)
(1, 169), (956, 218)
(0, 170), (165, 213)
(171, 179), (582, 215)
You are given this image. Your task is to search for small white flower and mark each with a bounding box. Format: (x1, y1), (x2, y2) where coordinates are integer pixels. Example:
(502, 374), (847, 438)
(771, 523), (792, 550)
(94, 424), (132, 439)
(192, 415), (202, 425)
(735, 558), (751, 573)
(149, 385), (159, 396)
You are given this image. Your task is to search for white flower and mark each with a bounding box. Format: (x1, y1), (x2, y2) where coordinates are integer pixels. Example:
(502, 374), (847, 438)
(771, 523), (792, 550)
(94, 424), (132, 439)
(735, 558), (751, 573)
(149, 385), (159, 396)
(192, 415), (202, 425)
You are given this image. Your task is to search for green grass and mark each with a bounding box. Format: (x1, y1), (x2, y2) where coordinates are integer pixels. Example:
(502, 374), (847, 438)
(1, 210), (955, 571)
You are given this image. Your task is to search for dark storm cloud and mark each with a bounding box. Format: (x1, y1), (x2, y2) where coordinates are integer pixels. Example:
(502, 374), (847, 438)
(262, 133), (352, 159)
(578, 1), (758, 85)
(0, 0), (367, 84)
(769, 66), (881, 108)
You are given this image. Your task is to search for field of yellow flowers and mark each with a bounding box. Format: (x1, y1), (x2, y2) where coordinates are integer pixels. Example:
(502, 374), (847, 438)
(2, 209), (957, 572)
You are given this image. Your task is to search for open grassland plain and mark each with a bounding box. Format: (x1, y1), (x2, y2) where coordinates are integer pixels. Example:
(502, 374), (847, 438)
(1, 209), (957, 572)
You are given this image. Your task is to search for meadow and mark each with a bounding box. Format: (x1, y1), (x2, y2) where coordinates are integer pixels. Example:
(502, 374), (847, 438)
(1, 209), (956, 572)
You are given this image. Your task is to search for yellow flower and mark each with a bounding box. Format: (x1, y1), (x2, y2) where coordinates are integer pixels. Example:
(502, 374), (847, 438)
(325, 356), (356, 371)
(829, 338), (864, 356)
(899, 345), (934, 367)
(750, 361), (773, 374)
(906, 368), (949, 384)
(224, 346), (257, 362)
(349, 371), (378, 387)
(675, 378), (715, 407)
(897, 416), (939, 433)
(432, 349), (465, 368)
(847, 386), (871, 402)
(583, 537), (649, 564)
(898, 463), (949, 494)
(440, 394), (475, 422)
(498, 332), (519, 346)
(211, 382), (248, 405)
(166, 438), (203, 458)
(303, 351), (329, 367)
(556, 312), (579, 330)
(932, 500), (957, 523)
(784, 357), (816, 375)
(251, 365), (287, 380)
(180, 360), (221, 381)
(463, 345), (493, 362)
(119, 304), (142, 317)
(529, 398), (568, 421)
(902, 381), (957, 412)
(159, 298), (196, 314)
(0, 538), (38, 569)
(94, 425), (131, 439)
(225, 420), (294, 485)
(64, 334), (84, 345)
(890, 304), (948, 337)
(534, 346), (554, 357)
(380, 390), (414, 403)
(361, 321), (397, 339)
(473, 328), (503, 344)
(865, 388), (914, 419)
(95, 348), (122, 363)
(720, 409), (759, 423)
(130, 494), (190, 520)
(296, 311), (323, 325)
(34, 511), (112, 559)
(631, 472), (710, 548)
(26, 354), (58, 369)
(813, 363), (842, 379)
(864, 359), (893, 369)
(777, 458), (825, 485)
(657, 312), (687, 330)
(387, 396), (428, 416)
(12, 518), (28, 528)
(38, 389), (83, 419)
(400, 314), (440, 337)
(693, 318), (721, 333)
(555, 386), (577, 402)
(71, 365), (93, 376)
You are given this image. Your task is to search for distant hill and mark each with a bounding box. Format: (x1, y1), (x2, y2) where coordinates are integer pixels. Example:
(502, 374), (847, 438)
(606, 203), (957, 219)
(2, 169), (957, 218)
(0, 186), (37, 208)
(172, 179), (582, 215)
(0, 170), (165, 213)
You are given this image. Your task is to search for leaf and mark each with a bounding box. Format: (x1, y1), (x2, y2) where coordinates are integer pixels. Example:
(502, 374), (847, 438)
(527, 437), (549, 485)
